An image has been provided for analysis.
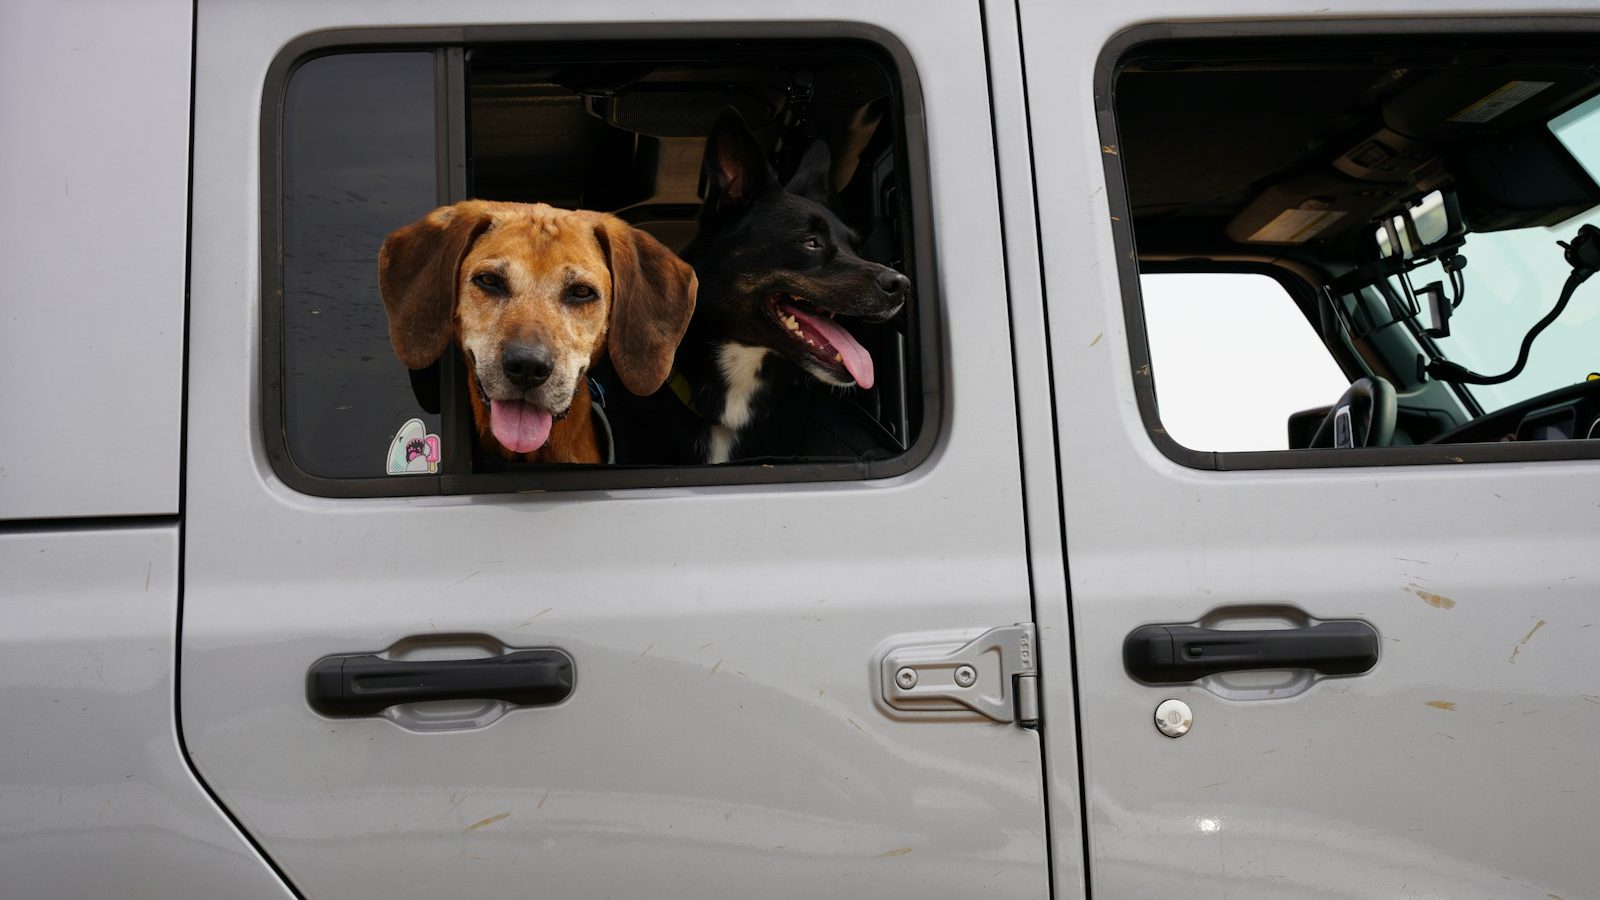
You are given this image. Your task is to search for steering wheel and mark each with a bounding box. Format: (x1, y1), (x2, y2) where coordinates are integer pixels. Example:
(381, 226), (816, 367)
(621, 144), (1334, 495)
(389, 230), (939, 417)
(1309, 377), (1396, 449)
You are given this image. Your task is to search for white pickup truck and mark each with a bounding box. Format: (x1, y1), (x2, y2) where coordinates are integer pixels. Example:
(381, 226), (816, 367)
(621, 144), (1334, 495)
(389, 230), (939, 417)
(5, 2), (1599, 898)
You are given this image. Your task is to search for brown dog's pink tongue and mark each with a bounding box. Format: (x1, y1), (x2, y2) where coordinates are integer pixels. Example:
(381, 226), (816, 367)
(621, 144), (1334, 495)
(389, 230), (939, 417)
(788, 307), (875, 389)
(489, 399), (553, 453)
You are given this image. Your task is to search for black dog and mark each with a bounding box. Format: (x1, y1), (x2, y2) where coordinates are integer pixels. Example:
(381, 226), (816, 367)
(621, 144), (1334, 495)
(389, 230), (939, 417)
(609, 110), (910, 464)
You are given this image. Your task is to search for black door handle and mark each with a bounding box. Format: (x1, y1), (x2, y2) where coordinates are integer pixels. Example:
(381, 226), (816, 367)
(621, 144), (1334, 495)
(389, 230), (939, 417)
(307, 649), (574, 717)
(1123, 621), (1379, 684)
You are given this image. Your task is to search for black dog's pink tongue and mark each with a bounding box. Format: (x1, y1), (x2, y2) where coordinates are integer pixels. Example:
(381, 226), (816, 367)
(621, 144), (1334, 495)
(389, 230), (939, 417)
(788, 307), (875, 389)
(489, 399), (553, 453)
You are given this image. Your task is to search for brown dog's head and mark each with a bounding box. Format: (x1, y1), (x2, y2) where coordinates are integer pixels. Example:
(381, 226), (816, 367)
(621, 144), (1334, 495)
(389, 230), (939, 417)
(378, 201), (697, 457)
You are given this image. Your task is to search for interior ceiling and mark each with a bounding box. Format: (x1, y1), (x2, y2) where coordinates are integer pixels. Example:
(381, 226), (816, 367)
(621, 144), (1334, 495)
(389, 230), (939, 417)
(1117, 68), (1386, 217)
(469, 56), (890, 214)
(1115, 54), (1600, 259)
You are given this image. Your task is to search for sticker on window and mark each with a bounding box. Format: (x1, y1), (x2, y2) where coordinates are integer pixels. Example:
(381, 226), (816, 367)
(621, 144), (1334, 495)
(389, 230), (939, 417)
(386, 418), (441, 475)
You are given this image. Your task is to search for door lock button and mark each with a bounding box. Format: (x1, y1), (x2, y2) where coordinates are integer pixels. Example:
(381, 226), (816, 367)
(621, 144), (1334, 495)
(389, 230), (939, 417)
(1154, 698), (1192, 738)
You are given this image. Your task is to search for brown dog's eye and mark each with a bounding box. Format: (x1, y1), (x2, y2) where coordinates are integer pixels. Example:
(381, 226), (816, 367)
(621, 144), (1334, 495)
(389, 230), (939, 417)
(802, 236), (823, 252)
(566, 283), (598, 304)
(472, 272), (505, 293)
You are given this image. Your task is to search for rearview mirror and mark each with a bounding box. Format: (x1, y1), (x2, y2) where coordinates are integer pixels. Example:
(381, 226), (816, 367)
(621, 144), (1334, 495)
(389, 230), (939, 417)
(1374, 190), (1464, 262)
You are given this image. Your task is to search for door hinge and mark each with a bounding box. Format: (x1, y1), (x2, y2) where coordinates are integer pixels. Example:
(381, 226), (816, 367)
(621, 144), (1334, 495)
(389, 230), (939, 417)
(877, 624), (1040, 728)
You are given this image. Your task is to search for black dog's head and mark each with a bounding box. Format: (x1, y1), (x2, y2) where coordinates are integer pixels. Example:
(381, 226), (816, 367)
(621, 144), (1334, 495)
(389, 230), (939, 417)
(682, 110), (909, 390)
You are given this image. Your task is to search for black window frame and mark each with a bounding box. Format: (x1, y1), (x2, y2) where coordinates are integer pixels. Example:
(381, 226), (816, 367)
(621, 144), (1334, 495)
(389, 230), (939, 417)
(1096, 16), (1600, 471)
(261, 23), (941, 498)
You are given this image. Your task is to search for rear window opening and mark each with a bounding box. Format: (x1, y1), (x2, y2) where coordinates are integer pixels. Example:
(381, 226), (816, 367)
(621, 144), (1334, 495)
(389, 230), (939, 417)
(267, 37), (930, 496)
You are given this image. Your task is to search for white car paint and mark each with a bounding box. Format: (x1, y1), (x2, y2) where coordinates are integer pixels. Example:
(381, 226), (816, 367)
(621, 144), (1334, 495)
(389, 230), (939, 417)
(0, 526), (292, 899)
(3, 1), (1597, 898)
(0, 0), (189, 520)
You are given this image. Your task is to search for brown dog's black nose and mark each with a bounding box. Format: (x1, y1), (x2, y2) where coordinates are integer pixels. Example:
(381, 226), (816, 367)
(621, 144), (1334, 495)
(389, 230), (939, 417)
(876, 269), (910, 299)
(502, 343), (554, 388)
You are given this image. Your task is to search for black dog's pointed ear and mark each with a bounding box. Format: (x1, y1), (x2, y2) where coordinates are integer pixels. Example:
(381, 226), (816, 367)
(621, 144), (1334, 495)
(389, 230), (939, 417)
(700, 108), (778, 217)
(785, 140), (834, 203)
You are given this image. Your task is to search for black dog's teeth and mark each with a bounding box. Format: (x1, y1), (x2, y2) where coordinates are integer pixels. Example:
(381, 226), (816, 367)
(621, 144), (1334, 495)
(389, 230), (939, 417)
(768, 294), (847, 366)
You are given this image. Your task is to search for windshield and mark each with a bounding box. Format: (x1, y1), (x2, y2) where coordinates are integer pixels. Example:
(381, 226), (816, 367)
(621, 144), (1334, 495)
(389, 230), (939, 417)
(1399, 206), (1600, 413)
(1388, 96), (1600, 415)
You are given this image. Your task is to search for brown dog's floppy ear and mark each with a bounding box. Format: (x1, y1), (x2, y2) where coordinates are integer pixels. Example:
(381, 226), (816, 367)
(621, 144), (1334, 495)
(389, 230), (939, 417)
(378, 204), (493, 369)
(592, 216), (698, 396)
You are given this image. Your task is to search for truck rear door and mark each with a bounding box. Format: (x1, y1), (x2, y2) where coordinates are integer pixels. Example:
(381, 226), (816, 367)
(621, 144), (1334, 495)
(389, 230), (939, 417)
(181, 2), (1060, 897)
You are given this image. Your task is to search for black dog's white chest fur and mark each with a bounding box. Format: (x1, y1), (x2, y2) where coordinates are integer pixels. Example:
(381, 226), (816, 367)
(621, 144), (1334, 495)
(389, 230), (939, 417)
(707, 342), (771, 463)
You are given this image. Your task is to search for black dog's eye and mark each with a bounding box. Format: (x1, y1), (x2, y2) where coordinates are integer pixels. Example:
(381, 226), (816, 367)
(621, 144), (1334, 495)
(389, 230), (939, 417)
(566, 283), (598, 304)
(472, 272), (506, 293)
(802, 236), (824, 252)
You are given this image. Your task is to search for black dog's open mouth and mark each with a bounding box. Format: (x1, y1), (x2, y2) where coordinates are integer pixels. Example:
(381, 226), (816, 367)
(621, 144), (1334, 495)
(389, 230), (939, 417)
(763, 293), (875, 389)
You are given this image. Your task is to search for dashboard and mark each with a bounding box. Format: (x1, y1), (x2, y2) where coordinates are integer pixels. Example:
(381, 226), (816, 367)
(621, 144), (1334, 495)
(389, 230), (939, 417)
(1430, 377), (1600, 444)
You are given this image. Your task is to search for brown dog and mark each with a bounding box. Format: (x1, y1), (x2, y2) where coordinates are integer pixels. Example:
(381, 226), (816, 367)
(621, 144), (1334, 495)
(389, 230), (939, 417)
(378, 201), (697, 464)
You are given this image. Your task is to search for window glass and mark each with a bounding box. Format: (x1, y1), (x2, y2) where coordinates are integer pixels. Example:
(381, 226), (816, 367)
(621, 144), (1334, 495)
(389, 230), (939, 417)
(1551, 92), (1600, 184)
(1142, 273), (1348, 451)
(1403, 205), (1600, 413)
(281, 52), (439, 479)
(272, 42), (924, 492)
